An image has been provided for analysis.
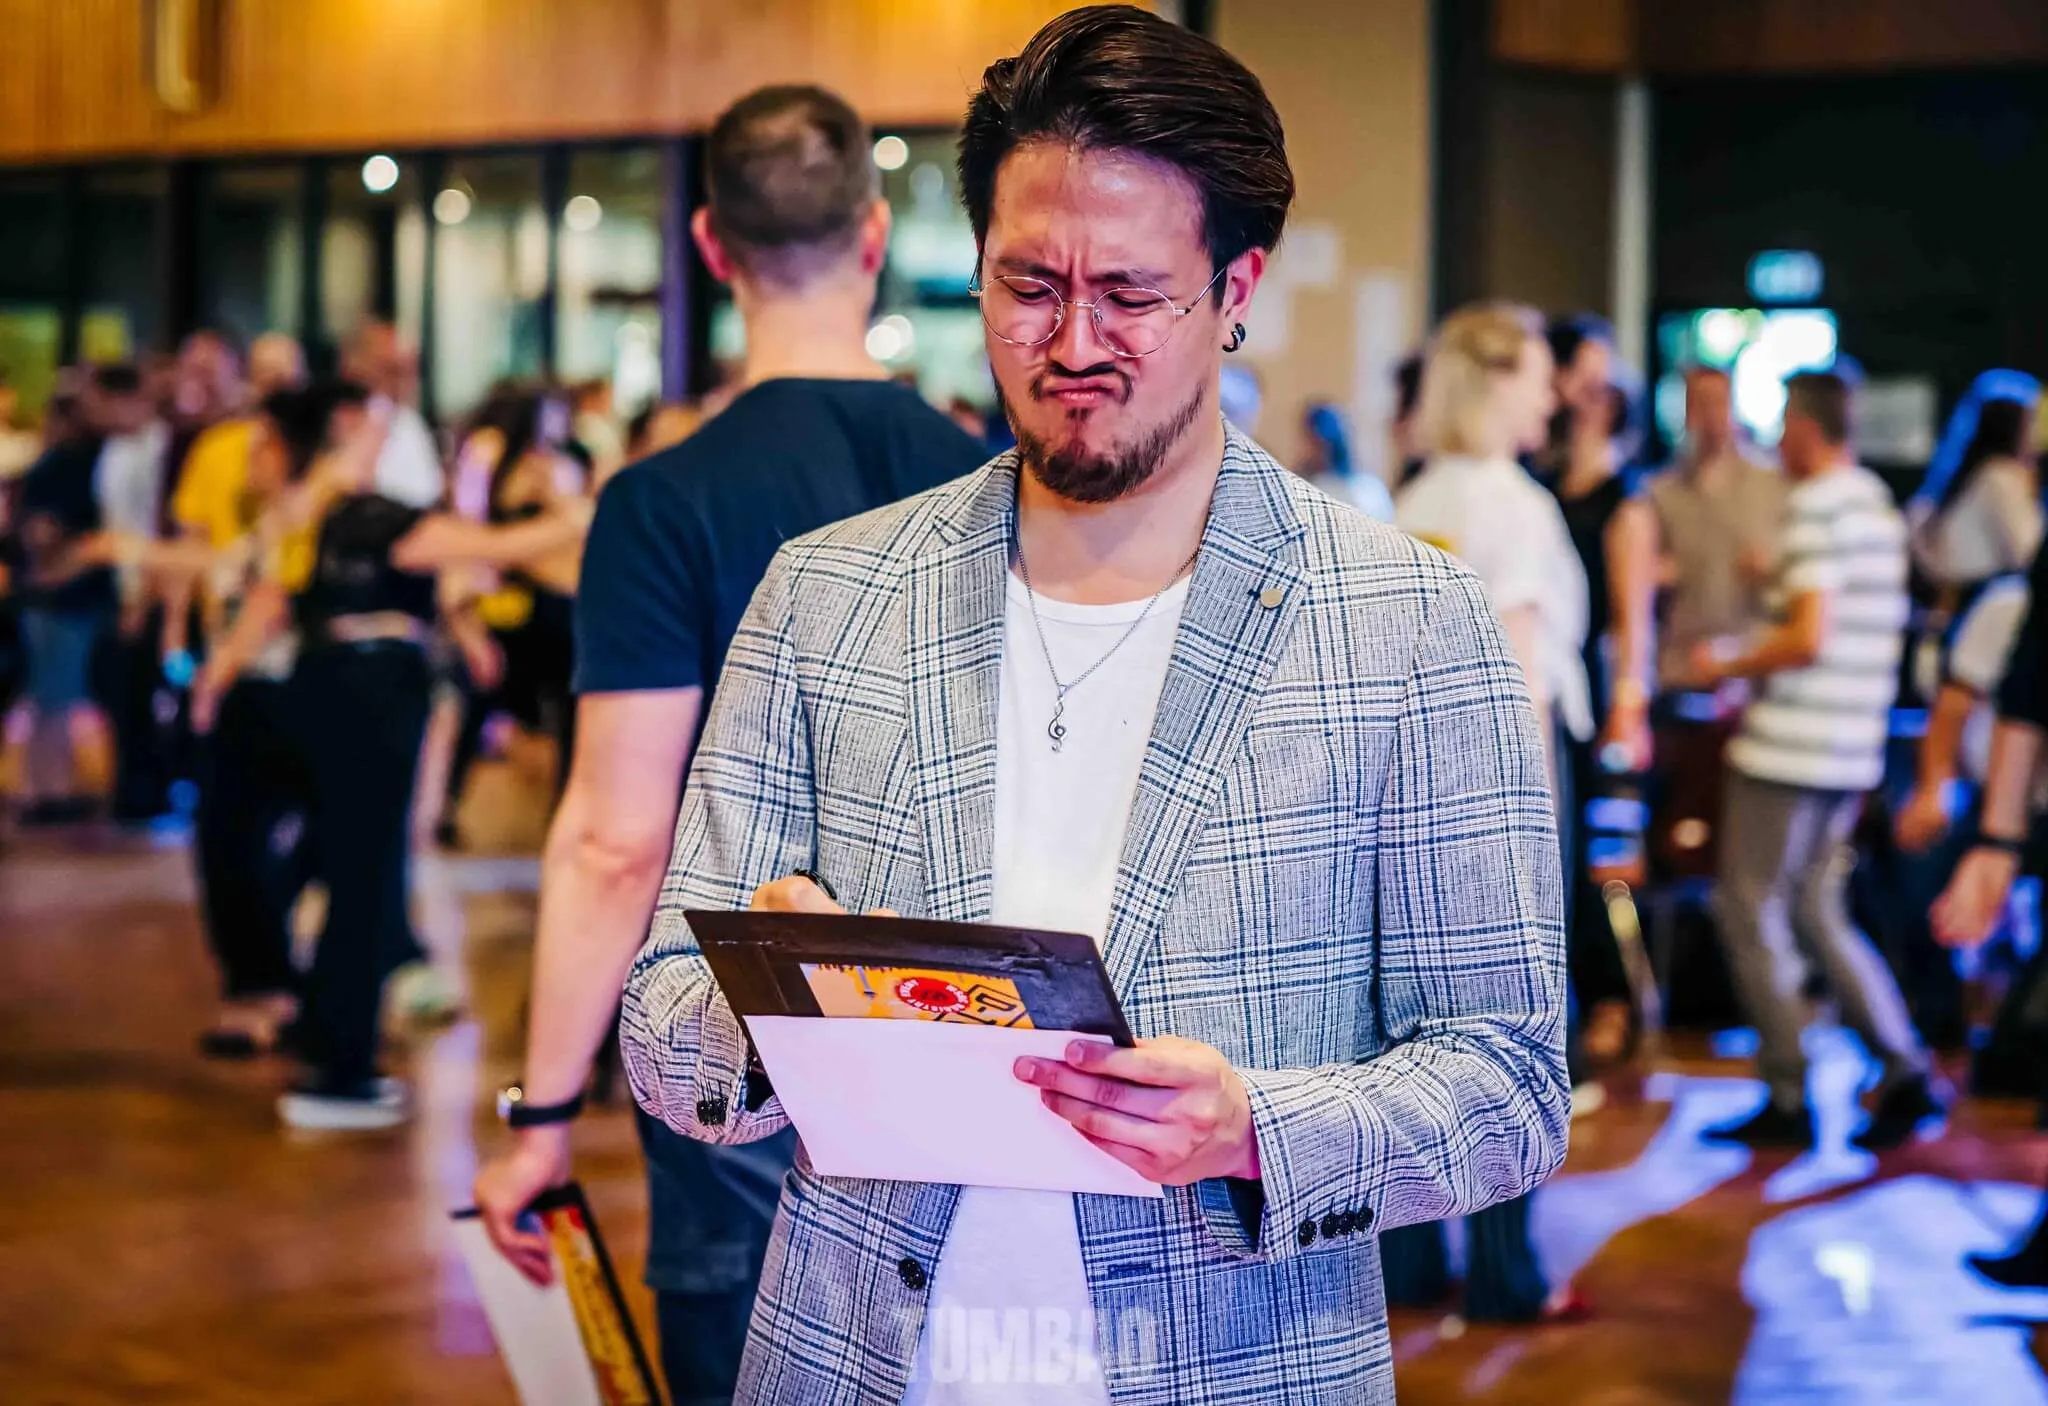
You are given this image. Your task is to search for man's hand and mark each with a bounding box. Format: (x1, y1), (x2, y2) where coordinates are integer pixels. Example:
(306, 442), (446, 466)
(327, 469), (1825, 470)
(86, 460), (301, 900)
(749, 875), (846, 915)
(748, 875), (895, 919)
(1932, 845), (2022, 948)
(1683, 640), (1728, 690)
(474, 1124), (573, 1286)
(462, 632), (506, 694)
(1016, 1035), (1260, 1186)
(1598, 699), (1653, 775)
(189, 660), (234, 734)
(1893, 786), (1951, 854)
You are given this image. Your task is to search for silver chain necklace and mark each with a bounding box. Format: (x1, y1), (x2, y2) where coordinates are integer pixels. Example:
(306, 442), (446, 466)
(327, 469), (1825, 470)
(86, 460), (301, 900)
(1012, 531), (1200, 753)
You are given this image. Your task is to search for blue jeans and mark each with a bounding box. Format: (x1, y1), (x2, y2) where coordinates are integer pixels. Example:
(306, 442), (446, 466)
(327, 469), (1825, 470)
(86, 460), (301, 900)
(20, 607), (105, 712)
(638, 1111), (796, 1405)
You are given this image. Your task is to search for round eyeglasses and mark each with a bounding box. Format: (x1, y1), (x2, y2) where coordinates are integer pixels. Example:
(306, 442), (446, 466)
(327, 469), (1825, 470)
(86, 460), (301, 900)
(969, 266), (1228, 359)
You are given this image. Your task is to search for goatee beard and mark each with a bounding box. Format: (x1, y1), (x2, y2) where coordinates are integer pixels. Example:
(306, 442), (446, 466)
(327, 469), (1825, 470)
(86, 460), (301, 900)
(1006, 382), (1210, 505)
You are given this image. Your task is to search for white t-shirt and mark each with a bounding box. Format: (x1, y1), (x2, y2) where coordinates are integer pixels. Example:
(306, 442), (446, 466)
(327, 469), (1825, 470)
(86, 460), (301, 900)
(95, 422), (171, 603)
(1395, 453), (1593, 741)
(374, 401), (446, 508)
(1729, 463), (1909, 793)
(1942, 575), (2032, 786)
(1910, 456), (2042, 587)
(901, 570), (1186, 1406)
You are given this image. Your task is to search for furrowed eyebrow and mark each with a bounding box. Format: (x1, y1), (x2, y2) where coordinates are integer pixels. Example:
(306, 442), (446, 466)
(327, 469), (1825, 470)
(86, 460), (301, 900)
(986, 258), (1172, 289)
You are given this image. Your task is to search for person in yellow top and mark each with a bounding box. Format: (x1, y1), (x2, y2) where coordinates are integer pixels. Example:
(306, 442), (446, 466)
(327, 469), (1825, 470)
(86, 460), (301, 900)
(167, 335), (313, 664)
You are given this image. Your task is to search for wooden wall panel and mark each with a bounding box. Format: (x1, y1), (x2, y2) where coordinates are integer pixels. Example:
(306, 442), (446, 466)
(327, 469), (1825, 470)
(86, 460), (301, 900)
(1493, 0), (1636, 74)
(0, 0), (1084, 163)
(1639, 0), (2048, 75)
(1492, 0), (2048, 76)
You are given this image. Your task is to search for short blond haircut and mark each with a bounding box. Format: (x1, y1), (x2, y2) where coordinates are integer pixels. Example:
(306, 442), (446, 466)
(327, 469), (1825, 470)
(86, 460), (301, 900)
(1414, 301), (1545, 458)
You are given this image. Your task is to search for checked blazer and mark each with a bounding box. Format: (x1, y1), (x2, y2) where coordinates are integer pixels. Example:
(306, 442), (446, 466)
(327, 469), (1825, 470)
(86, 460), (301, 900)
(621, 425), (1569, 1404)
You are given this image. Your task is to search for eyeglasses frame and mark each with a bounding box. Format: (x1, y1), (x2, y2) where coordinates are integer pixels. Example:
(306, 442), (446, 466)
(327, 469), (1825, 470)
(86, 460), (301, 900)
(967, 264), (1231, 360)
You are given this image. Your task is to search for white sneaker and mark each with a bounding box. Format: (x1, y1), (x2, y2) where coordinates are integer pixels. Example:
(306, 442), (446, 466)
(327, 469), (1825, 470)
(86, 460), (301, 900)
(278, 1076), (411, 1131)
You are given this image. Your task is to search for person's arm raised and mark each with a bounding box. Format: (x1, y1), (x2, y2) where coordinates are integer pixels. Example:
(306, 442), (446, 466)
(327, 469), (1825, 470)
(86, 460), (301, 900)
(389, 502), (594, 575)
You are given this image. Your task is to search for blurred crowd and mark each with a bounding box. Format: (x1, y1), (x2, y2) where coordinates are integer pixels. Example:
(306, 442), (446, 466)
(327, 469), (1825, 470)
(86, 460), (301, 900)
(0, 325), (725, 1119)
(9, 293), (2048, 1266)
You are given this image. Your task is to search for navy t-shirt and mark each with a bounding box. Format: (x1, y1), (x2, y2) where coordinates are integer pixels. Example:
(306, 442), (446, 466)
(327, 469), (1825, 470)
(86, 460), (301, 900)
(576, 378), (986, 1296)
(575, 378), (987, 712)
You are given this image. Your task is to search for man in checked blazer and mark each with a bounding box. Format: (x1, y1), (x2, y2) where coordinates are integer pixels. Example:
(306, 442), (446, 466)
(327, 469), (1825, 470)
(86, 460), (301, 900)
(622, 8), (1567, 1403)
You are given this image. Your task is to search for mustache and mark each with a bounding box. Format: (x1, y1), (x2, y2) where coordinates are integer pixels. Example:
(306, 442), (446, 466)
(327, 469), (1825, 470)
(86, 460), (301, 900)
(1032, 362), (1133, 405)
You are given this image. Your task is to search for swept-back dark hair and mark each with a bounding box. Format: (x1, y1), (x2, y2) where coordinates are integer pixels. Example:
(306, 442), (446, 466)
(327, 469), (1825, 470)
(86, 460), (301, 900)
(958, 4), (1293, 266)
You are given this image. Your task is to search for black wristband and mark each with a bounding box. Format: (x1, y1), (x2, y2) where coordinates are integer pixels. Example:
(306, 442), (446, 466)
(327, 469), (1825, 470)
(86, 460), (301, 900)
(1971, 831), (2027, 858)
(499, 1087), (585, 1127)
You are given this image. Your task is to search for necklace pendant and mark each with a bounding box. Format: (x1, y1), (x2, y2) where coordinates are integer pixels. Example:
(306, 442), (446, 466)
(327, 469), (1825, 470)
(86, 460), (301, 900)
(1048, 696), (1067, 753)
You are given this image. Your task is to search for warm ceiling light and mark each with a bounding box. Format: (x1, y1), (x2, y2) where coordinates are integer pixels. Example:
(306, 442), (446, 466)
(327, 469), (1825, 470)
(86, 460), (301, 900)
(432, 188), (471, 225)
(872, 135), (909, 171)
(564, 194), (603, 232)
(360, 154), (400, 194)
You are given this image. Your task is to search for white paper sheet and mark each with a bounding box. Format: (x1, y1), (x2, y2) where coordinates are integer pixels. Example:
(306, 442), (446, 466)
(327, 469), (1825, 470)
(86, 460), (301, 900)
(451, 1216), (605, 1406)
(744, 1015), (1163, 1199)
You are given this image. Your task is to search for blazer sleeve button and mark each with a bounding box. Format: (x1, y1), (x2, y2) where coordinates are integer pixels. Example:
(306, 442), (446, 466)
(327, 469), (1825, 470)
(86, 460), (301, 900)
(898, 1256), (928, 1291)
(695, 1095), (728, 1127)
(1297, 1219), (1318, 1248)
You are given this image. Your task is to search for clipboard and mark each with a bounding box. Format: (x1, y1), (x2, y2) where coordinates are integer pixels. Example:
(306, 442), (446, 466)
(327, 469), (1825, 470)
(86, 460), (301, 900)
(684, 910), (1159, 1198)
(450, 1183), (665, 1406)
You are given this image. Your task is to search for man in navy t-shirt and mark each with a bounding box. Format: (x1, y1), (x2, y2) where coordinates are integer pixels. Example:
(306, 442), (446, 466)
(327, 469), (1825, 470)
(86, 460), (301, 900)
(471, 84), (985, 1404)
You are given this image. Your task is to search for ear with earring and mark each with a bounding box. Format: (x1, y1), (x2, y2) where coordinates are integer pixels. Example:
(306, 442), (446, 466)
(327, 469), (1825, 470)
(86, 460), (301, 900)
(1224, 324), (1248, 354)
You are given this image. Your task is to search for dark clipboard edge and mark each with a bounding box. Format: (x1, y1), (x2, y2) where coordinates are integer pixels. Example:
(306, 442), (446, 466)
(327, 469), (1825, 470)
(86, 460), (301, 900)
(685, 909), (1137, 1048)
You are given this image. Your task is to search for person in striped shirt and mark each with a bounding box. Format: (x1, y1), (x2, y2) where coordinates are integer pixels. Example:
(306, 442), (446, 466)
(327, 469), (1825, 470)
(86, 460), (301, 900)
(1684, 370), (1942, 1152)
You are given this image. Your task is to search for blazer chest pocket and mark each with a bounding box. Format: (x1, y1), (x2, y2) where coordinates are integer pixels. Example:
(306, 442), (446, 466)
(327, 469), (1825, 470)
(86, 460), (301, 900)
(1177, 721), (1365, 958)
(1223, 720), (1359, 826)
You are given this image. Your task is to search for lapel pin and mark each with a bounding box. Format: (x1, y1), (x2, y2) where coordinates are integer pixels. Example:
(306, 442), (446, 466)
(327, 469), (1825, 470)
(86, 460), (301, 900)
(1259, 586), (1284, 609)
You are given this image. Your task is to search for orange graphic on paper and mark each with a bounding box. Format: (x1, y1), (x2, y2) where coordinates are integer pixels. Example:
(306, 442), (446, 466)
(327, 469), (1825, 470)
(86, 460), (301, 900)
(802, 963), (1035, 1028)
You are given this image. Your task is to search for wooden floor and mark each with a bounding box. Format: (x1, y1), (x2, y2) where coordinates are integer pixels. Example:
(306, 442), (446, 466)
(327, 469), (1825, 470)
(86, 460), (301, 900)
(3, 773), (2047, 1405)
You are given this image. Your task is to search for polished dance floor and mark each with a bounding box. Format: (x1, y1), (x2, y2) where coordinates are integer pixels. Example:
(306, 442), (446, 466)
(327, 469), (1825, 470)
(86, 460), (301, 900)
(3, 798), (2045, 1404)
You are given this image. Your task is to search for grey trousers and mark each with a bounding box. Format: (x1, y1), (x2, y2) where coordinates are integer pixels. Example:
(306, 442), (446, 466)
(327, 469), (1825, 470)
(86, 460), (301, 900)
(1712, 769), (1929, 1111)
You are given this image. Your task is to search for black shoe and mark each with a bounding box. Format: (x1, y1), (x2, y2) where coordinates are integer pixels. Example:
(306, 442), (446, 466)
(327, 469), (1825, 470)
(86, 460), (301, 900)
(1703, 1100), (1815, 1149)
(18, 795), (100, 827)
(1971, 1047), (2035, 1100)
(1968, 1246), (2048, 1290)
(1851, 1076), (1947, 1152)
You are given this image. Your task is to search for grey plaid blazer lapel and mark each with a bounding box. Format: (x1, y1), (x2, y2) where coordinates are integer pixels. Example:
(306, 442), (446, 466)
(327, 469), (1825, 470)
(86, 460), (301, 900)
(903, 464), (1013, 924)
(1102, 433), (1307, 998)
(902, 430), (1309, 999)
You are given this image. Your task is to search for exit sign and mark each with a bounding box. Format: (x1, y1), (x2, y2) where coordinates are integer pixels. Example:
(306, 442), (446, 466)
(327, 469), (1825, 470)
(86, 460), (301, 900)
(1748, 250), (1824, 304)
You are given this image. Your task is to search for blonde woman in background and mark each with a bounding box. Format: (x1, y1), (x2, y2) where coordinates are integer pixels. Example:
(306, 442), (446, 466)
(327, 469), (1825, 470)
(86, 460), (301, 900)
(1398, 302), (1593, 763)
(1386, 300), (1592, 1325)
